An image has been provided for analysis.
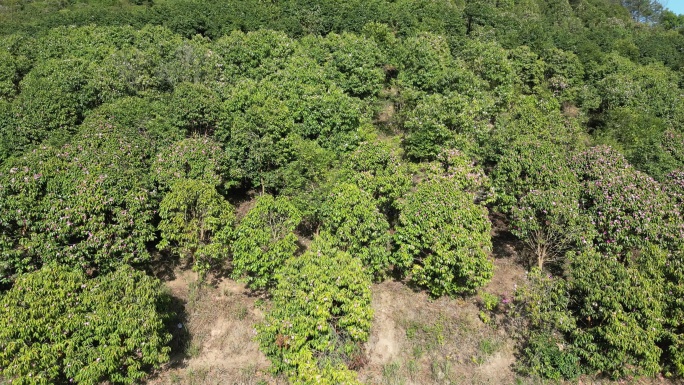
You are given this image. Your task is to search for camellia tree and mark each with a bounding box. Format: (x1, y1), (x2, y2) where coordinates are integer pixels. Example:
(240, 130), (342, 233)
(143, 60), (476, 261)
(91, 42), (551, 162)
(213, 29), (295, 84)
(337, 140), (412, 217)
(401, 91), (488, 161)
(231, 194), (302, 289)
(256, 233), (372, 384)
(0, 121), (156, 283)
(218, 79), (297, 192)
(394, 177), (493, 297)
(157, 179), (235, 280)
(510, 187), (594, 270)
(11, 57), (98, 151)
(517, 147), (684, 380)
(572, 146), (682, 254)
(397, 32), (454, 92)
(0, 264), (172, 384)
(296, 32), (385, 98)
(487, 94), (583, 213)
(318, 183), (392, 280)
(152, 135), (232, 191)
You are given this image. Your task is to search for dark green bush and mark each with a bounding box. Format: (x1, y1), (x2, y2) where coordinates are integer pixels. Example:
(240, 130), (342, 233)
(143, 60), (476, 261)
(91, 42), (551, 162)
(394, 177), (493, 297)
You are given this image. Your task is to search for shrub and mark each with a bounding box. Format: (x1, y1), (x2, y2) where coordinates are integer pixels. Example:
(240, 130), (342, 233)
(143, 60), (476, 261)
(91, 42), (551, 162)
(231, 194), (302, 289)
(0, 264), (171, 384)
(511, 187), (594, 270)
(402, 92), (483, 161)
(256, 234), (372, 382)
(0, 122), (156, 283)
(519, 331), (582, 380)
(338, 140), (412, 216)
(572, 146), (682, 255)
(394, 178), (493, 297)
(567, 247), (667, 378)
(157, 179), (235, 279)
(397, 32), (453, 92)
(318, 183), (392, 279)
(516, 244), (677, 379)
(152, 136), (231, 191)
(298, 32), (385, 98)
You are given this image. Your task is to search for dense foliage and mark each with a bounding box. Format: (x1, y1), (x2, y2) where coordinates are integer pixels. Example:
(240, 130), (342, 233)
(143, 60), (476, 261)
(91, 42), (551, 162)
(0, 264), (171, 384)
(1, 0), (683, 382)
(256, 234), (372, 384)
(394, 177), (493, 297)
(231, 194), (302, 289)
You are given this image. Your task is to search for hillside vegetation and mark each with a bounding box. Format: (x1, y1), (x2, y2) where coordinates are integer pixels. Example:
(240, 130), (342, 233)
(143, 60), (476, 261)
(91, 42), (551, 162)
(1, 0), (684, 383)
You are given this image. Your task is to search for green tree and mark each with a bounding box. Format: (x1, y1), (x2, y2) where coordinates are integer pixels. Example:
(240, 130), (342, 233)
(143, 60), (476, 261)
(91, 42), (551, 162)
(12, 58), (98, 150)
(402, 91), (491, 160)
(297, 32), (385, 98)
(152, 136), (231, 191)
(231, 194), (302, 289)
(167, 82), (220, 136)
(256, 233), (372, 383)
(621, 0), (663, 23)
(511, 188), (594, 270)
(338, 139), (412, 216)
(157, 179), (235, 279)
(218, 79), (297, 192)
(394, 178), (493, 297)
(0, 264), (171, 384)
(214, 29), (295, 83)
(0, 122), (156, 283)
(319, 183), (392, 279)
(397, 32), (454, 92)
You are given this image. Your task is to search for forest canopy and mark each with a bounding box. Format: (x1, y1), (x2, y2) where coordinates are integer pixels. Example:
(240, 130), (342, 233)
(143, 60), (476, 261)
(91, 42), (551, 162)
(0, 0), (683, 383)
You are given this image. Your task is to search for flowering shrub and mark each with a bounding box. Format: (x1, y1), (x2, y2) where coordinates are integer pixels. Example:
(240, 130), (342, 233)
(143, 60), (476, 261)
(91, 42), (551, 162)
(573, 146), (682, 254)
(256, 234), (372, 383)
(0, 122), (156, 283)
(0, 264), (171, 384)
(394, 178), (493, 297)
(422, 148), (491, 196)
(231, 194), (302, 289)
(319, 183), (392, 280)
(152, 136), (231, 191)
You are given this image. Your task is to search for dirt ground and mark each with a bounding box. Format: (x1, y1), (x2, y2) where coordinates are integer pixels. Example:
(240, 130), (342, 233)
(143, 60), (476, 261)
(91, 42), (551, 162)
(146, 269), (285, 385)
(145, 243), (529, 385)
(144, 216), (677, 385)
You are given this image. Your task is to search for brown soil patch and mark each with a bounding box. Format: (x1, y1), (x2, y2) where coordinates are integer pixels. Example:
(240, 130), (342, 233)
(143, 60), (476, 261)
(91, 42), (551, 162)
(147, 269), (284, 385)
(358, 280), (518, 385)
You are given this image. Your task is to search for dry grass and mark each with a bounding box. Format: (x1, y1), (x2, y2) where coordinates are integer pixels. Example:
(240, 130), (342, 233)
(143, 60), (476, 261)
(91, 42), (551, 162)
(146, 269), (284, 385)
(357, 279), (520, 385)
